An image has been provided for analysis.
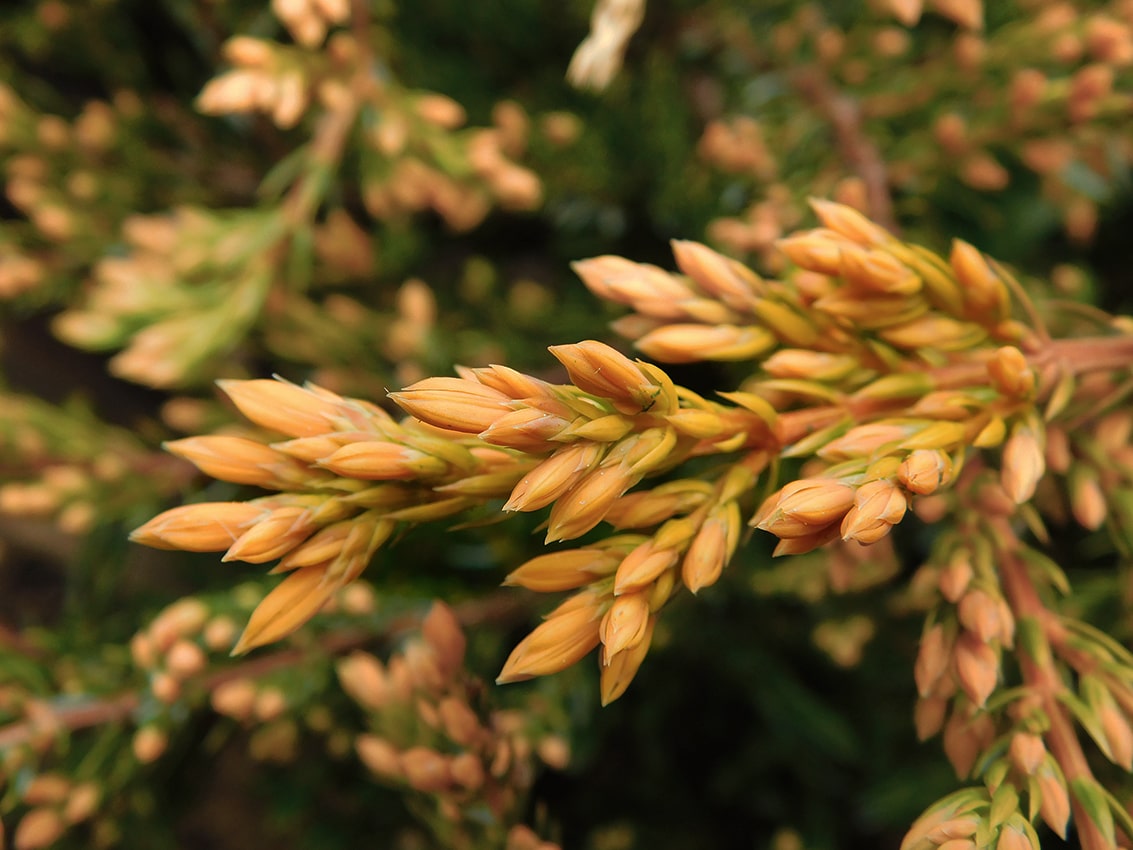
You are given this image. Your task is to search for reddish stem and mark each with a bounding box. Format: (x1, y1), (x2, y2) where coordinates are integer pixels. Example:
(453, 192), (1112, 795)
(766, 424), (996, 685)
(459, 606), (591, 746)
(998, 539), (1112, 850)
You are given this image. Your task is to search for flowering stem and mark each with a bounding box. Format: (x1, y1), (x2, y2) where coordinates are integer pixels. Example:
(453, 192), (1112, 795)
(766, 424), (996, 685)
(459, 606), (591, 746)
(769, 334), (1133, 449)
(0, 593), (529, 750)
(998, 540), (1111, 850)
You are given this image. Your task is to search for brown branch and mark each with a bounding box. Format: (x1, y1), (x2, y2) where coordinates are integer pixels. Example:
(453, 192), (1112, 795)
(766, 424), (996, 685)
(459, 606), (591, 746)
(0, 592), (531, 750)
(794, 68), (898, 234)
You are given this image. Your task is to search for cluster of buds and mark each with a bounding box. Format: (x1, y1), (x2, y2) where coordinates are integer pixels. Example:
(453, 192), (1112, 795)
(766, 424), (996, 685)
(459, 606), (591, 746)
(496, 455), (757, 703)
(129, 598), (237, 706)
(342, 603), (564, 848)
(361, 93), (544, 232)
(131, 377), (545, 651)
(0, 393), (179, 536)
(1045, 409), (1133, 536)
(132, 201), (1133, 714)
(6, 772), (102, 850)
(692, 1), (1133, 261)
(900, 787), (1042, 850)
(53, 208), (277, 388)
(0, 86), (139, 283)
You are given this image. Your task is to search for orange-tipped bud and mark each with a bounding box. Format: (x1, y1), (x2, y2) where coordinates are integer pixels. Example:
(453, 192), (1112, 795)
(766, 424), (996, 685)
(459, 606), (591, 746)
(13, 807), (66, 850)
(810, 199), (890, 246)
(951, 240), (1009, 319)
(879, 315), (986, 352)
(222, 505), (317, 564)
(165, 436), (300, 488)
(987, 347), (1035, 398)
(671, 239), (763, 309)
(356, 734), (402, 778)
(422, 602), (466, 680)
(954, 632), (998, 706)
(682, 503), (740, 593)
(914, 695), (948, 740)
(914, 623), (953, 698)
(765, 476), (852, 530)
(504, 443), (603, 512)
(777, 230), (845, 275)
(840, 479), (907, 544)
(761, 349), (858, 381)
(1037, 766), (1070, 838)
(1100, 703), (1133, 770)
(599, 614), (656, 705)
(318, 442), (448, 480)
(480, 407), (573, 451)
(336, 651), (390, 712)
(505, 548), (621, 592)
(435, 697), (481, 748)
(899, 449), (954, 495)
(635, 323), (776, 364)
(545, 461), (638, 542)
(938, 550), (974, 603)
(1001, 425), (1045, 504)
(496, 594), (603, 683)
(232, 565), (338, 654)
(390, 377), (514, 433)
(449, 752), (486, 790)
(613, 541), (678, 595)
(1008, 732), (1045, 776)
(218, 379), (346, 437)
(549, 340), (664, 413)
(130, 502), (268, 551)
(942, 711), (981, 779)
(819, 423), (910, 461)
(996, 826), (1033, 850)
(839, 244), (921, 295)
(599, 592), (651, 658)
(1070, 467), (1107, 531)
(957, 589), (1001, 643)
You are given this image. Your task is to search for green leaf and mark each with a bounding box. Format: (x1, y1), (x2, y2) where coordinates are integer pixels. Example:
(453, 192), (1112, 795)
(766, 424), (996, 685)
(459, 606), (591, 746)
(1070, 776), (1116, 847)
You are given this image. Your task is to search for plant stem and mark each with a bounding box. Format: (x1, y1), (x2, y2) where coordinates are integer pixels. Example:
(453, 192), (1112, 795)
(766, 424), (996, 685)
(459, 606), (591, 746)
(998, 540), (1113, 850)
(0, 592), (529, 750)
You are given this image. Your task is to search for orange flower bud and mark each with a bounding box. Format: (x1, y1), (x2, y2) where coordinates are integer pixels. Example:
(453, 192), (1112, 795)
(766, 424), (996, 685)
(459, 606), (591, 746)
(504, 443), (603, 512)
(899, 449), (954, 495)
(1008, 732), (1045, 776)
(954, 632), (998, 706)
(218, 379), (348, 437)
(613, 541), (678, 595)
(165, 436), (301, 488)
(318, 442), (448, 480)
(449, 752), (486, 790)
(496, 594), (603, 683)
(938, 551), (974, 603)
(130, 502), (268, 551)
(599, 614), (656, 705)
(336, 652), (390, 712)
(545, 461), (638, 542)
(914, 623), (952, 698)
(356, 734), (401, 778)
(1001, 425), (1045, 504)
(957, 589), (1002, 644)
(841, 479), (907, 544)
(635, 323), (776, 364)
(232, 565), (338, 654)
(599, 592), (651, 658)
(1037, 766), (1070, 838)
(390, 376), (514, 433)
(810, 199), (891, 246)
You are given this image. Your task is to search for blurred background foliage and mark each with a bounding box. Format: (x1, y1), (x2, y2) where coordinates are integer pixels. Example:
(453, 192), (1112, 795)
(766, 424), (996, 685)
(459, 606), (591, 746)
(0, 0), (1131, 848)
